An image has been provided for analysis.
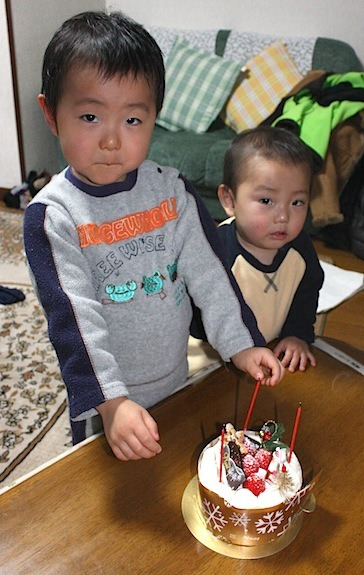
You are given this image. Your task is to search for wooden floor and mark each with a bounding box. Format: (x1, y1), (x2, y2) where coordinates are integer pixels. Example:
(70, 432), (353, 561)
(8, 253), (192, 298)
(313, 238), (364, 350)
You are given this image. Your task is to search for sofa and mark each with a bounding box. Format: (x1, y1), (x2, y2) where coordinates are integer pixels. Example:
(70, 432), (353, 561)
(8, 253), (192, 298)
(146, 26), (364, 246)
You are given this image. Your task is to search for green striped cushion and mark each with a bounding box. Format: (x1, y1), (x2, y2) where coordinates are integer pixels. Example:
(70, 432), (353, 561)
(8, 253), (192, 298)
(157, 38), (241, 133)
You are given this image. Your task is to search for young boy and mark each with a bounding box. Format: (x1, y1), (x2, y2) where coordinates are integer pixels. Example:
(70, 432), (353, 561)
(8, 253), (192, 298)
(217, 126), (324, 373)
(24, 12), (284, 462)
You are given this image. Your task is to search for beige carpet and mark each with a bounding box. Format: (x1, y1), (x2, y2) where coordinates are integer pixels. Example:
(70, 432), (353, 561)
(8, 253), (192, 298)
(0, 209), (71, 486)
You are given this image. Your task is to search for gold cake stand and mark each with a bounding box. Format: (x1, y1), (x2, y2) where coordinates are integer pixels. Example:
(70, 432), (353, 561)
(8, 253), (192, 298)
(181, 476), (315, 559)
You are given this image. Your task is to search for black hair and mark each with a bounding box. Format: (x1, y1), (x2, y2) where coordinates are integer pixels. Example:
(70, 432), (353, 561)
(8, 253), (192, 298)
(41, 11), (165, 116)
(223, 126), (314, 193)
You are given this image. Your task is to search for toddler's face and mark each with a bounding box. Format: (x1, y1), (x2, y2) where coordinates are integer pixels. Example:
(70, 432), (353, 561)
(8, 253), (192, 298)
(41, 65), (157, 186)
(227, 156), (310, 263)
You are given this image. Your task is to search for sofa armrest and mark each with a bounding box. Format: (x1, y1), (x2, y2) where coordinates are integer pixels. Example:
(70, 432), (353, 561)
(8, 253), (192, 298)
(313, 38), (363, 73)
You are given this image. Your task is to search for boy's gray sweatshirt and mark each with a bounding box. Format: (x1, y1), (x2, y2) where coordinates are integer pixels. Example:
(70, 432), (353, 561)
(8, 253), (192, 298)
(24, 161), (264, 427)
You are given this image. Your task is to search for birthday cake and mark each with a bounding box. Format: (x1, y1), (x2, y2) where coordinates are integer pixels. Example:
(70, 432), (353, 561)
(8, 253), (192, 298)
(198, 420), (315, 546)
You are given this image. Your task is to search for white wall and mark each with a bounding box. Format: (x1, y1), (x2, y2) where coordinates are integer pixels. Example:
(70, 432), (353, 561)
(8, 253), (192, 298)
(10, 0), (104, 180)
(1, 0), (103, 189)
(0, 2), (22, 188)
(107, 0), (364, 66)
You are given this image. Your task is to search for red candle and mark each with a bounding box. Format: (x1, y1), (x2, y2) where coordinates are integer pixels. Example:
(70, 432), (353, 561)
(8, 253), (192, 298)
(288, 403), (302, 462)
(243, 380), (261, 431)
(219, 427), (225, 482)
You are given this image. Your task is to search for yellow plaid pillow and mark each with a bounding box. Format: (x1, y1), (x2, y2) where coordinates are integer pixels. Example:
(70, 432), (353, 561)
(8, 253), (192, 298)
(222, 41), (303, 133)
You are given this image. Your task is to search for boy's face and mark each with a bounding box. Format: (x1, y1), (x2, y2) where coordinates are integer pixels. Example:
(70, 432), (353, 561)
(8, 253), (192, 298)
(218, 156), (310, 263)
(39, 65), (157, 186)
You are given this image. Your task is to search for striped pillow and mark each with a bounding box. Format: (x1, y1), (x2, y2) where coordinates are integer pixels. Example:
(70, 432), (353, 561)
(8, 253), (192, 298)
(222, 41), (303, 133)
(157, 38), (242, 133)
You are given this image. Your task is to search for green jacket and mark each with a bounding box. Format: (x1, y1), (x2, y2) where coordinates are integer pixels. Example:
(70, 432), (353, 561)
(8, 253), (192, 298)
(270, 72), (364, 163)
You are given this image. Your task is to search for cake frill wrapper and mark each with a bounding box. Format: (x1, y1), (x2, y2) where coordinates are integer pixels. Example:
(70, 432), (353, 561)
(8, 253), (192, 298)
(199, 455), (321, 547)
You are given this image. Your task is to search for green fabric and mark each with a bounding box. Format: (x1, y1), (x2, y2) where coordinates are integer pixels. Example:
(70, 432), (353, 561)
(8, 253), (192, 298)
(215, 29), (231, 57)
(272, 72), (364, 159)
(156, 37), (241, 134)
(313, 38), (363, 73)
(148, 124), (235, 187)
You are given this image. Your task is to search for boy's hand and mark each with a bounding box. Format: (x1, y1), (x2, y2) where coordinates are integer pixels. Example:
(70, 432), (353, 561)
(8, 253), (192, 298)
(97, 397), (162, 461)
(231, 347), (284, 386)
(273, 336), (316, 373)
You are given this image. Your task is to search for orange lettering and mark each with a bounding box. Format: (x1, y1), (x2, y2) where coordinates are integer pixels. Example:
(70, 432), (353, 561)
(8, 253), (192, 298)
(123, 213), (144, 238)
(161, 198), (178, 220)
(113, 219), (129, 242)
(141, 210), (152, 232)
(98, 223), (114, 244)
(149, 207), (164, 228)
(86, 223), (101, 246)
(77, 225), (89, 248)
(77, 198), (178, 248)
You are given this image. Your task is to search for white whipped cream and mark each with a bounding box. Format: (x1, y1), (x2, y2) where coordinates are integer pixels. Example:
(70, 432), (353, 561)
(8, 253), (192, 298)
(198, 432), (303, 509)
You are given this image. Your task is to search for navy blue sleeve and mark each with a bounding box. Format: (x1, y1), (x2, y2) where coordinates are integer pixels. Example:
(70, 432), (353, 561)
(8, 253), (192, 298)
(280, 231), (324, 342)
(23, 203), (105, 419)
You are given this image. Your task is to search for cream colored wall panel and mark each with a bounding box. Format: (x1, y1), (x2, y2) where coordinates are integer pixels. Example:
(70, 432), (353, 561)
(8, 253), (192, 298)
(0, 2), (22, 188)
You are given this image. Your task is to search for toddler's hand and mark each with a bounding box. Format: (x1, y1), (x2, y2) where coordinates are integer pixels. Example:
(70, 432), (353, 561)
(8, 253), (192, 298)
(231, 346), (284, 386)
(97, 397), (162, 461)
(273, 336), (316, 373)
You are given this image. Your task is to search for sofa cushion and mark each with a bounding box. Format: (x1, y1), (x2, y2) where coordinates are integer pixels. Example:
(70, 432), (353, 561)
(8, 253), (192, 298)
(148, 123), (235, 187)
(221, 41), (303, 133)
(156, 38), (241, 134)
(223, 30), (316, 76)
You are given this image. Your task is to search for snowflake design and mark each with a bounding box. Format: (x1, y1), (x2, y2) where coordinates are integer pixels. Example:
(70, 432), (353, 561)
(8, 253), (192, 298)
(285, 483), (312, 511)
(277, 516), (292, 538)
(255, 510), (285, 534)
(229, 512), (251, 532)
(201, 498), (228, 532)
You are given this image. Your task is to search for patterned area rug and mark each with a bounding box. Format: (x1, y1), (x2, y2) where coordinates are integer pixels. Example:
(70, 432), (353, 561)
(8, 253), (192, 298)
(0, 208), (71, 485)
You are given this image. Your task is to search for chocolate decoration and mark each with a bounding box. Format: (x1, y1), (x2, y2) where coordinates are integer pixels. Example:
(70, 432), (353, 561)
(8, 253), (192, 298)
(223, 445), (245, 490)
(228, 440), (243, 468)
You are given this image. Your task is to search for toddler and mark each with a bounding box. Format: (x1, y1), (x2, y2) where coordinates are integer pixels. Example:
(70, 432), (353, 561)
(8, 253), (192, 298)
(217, 126), (324, 372)
(24, 13), (284, 462)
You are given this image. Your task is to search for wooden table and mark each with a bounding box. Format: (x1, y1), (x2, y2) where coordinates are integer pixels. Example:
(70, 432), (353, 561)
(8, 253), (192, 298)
(1, 338), (363, 575)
